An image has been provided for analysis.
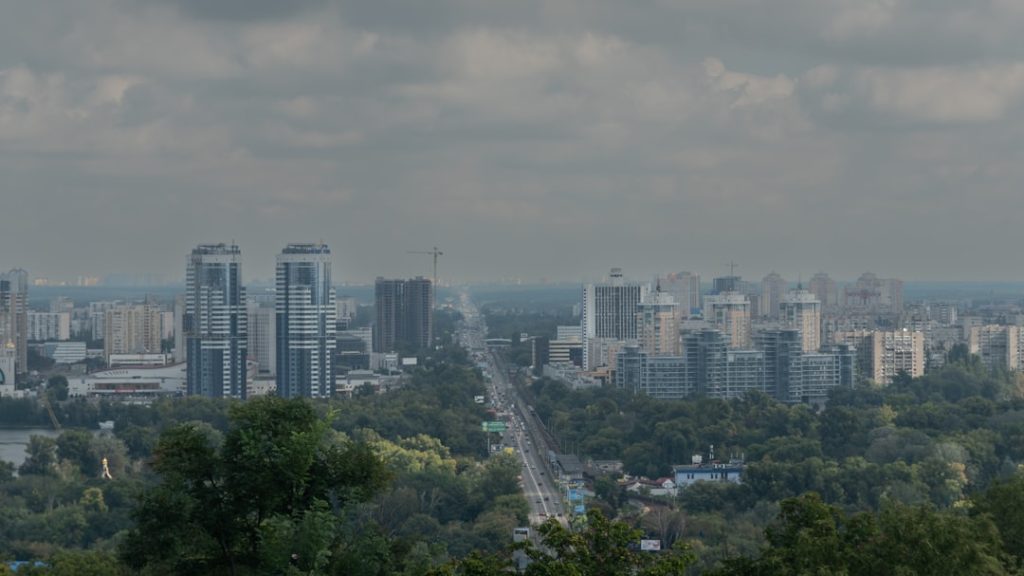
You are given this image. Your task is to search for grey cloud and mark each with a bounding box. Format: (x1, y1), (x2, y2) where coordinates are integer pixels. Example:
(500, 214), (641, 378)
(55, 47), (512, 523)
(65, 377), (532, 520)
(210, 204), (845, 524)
(2, 0), (1024, 283)
(149, 0), (329, 21)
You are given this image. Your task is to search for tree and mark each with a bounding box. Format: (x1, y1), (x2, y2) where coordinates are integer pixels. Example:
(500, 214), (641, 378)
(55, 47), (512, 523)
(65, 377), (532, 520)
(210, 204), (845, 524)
(524, 510), (694, 576)
(974, 474), (1024, 561)
(46, 376), (68, 403)
(120, 396), (391, 575)
(19, 436), (58, 477)
(56, 429), (96, 476)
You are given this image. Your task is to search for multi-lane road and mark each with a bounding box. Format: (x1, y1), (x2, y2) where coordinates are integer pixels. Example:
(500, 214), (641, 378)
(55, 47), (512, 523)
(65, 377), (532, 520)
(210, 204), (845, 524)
(456, 291), (565, 526)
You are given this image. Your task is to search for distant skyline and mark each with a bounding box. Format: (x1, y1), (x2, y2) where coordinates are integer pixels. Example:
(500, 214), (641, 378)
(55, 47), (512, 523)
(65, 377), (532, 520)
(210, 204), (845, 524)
(3, 1), (1024, 282)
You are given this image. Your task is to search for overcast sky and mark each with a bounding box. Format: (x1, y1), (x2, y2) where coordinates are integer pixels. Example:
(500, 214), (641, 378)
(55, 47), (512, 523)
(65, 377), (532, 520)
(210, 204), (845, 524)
(2, 0), (1024, 284)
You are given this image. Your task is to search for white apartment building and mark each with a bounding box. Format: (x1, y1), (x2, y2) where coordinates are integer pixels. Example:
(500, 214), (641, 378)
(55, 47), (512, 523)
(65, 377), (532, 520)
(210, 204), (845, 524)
(704, 292), (752, 349)
(780, 290), (821, 353)
(28, 312), (71, 341)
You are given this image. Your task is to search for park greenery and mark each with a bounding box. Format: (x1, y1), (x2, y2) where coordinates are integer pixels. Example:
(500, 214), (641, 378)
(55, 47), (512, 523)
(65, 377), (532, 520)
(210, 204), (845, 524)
(3, 327), (1024, 573)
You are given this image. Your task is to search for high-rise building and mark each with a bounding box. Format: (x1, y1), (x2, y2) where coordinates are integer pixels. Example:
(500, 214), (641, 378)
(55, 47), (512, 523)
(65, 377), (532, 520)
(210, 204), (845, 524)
(755, 329), (803, 401)
(932, 303), (958, 326)
(780, 289), (821, 353)
(786, 347), (855, 404)
(247, 300), (276, 377)
(808, 272), (839, 309)
(185, 244), (247, 399)
(712, 275), (742, 295)
(0, 340), (15, 391)
(637, 289), (681, 356)
(581, 268), (649, 370)
(404, 277), (433, 352)
(616, 345), (691, 399)
(276, 243), (336, 398)
(27, 312), (72, 341)
(704, 292), (751, 348)
(660, 271), (701, 316)
(0, 269), (28, 373)
(833, 330), (924, 385)
(968, 325), (1020, 372)
(172, 295), (186, 363)
(683, 329), (727, 396)
(105, 304), (163, 361)
(843, 273), (904, 314)
(760, 272), (787, 319)
(372, 277), (434, 353)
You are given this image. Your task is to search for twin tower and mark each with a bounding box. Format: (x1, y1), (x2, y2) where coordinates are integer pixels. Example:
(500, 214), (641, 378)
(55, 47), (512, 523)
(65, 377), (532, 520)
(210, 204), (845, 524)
(185, 243), (335, 399)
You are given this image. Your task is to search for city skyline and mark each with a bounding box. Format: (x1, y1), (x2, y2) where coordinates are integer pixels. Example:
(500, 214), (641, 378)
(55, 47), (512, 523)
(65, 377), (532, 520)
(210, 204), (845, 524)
(4, 2), (1024, 282)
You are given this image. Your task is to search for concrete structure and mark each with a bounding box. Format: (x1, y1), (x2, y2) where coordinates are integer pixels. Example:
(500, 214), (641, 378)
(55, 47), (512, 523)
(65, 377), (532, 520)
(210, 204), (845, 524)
(108, 353), (171, 367)
(27, 312), (71, 341)
(277, 243), (336, 398)
(760, 272), (787, 319)
(0, 341), (16, 391)
(41, 341), (87, 364)
(337, 327), (372, 371)
(247, 300), (276, 377)
(69, 363), (186, 399)
(185, 243), (248, 399)
(683, 329), (727, 396)
(636, 290), (681, 356)
(373, 277), (434, 353)
(808, 272), (839, 309)
(88, 301), (120, 342)
(786, 347), (855, 404)
(556, 325), (583, 341)
(755, 329), (803, 400)
(780, 289), (822, 353)
(844, 272), (904, 314)
(969, 325), (1021, 372)
(581, 268), (648, 369)
(673, 454), (744, 488)
(712, 276), (742, 295)
(933, 303), (958, 326)
(704, 293), (752, 348)
(105, 304), (163, 361)
(833, 330), (925, 385)
(172, 295), (185, 362)
(660, 271), (701, 316)
(720, 350), (766, 399)
(616, 346), (691, 399)
(0, 269), (28, 373)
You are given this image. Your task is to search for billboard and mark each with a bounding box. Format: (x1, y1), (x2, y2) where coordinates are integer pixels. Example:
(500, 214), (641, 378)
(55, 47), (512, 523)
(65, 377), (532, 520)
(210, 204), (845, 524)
(481, 421), (508, 433)
(640, 540), (662, 552)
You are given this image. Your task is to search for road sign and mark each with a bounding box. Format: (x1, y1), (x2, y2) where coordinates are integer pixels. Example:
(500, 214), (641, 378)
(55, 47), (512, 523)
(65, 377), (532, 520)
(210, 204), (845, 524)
(567, 489), (583, 502)
(481, 421), (507, 433)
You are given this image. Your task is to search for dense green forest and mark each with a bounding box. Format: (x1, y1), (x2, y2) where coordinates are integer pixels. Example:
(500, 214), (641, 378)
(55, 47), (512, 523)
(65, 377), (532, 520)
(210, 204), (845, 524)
(4, 333), (1024, 573)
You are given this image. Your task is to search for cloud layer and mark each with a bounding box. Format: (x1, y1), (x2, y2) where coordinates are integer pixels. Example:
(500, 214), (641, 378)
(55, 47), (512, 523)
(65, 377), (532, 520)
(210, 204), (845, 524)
(2, 0), (1024, 283)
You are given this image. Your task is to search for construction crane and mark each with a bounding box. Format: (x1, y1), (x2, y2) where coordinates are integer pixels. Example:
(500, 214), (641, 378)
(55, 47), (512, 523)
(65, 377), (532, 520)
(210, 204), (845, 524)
(408, 246), (444, 287)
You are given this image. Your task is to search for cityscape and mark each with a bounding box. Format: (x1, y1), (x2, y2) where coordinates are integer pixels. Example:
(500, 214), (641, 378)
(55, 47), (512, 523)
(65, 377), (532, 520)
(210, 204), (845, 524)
(2, 259), (1018, 407)
(5, 0), (1024, 573)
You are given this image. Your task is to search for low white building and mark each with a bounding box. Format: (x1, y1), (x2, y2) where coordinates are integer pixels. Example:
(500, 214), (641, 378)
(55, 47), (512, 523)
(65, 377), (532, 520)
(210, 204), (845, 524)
(69, 363), (186, 399)
(41, 341), (88, 364)
(107, 353), (171, 368)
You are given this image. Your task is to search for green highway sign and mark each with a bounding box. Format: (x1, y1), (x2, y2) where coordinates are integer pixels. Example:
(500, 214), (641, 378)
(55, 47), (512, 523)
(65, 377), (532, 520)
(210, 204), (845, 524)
(481, 421), (507, 433)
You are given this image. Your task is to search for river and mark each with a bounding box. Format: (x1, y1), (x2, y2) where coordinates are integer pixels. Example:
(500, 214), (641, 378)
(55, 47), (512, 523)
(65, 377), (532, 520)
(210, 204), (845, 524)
(0, 428), (61, 469)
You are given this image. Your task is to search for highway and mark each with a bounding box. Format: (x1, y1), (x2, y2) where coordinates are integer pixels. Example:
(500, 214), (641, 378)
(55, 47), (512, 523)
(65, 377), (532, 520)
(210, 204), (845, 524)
(455, 290), (565, 526)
